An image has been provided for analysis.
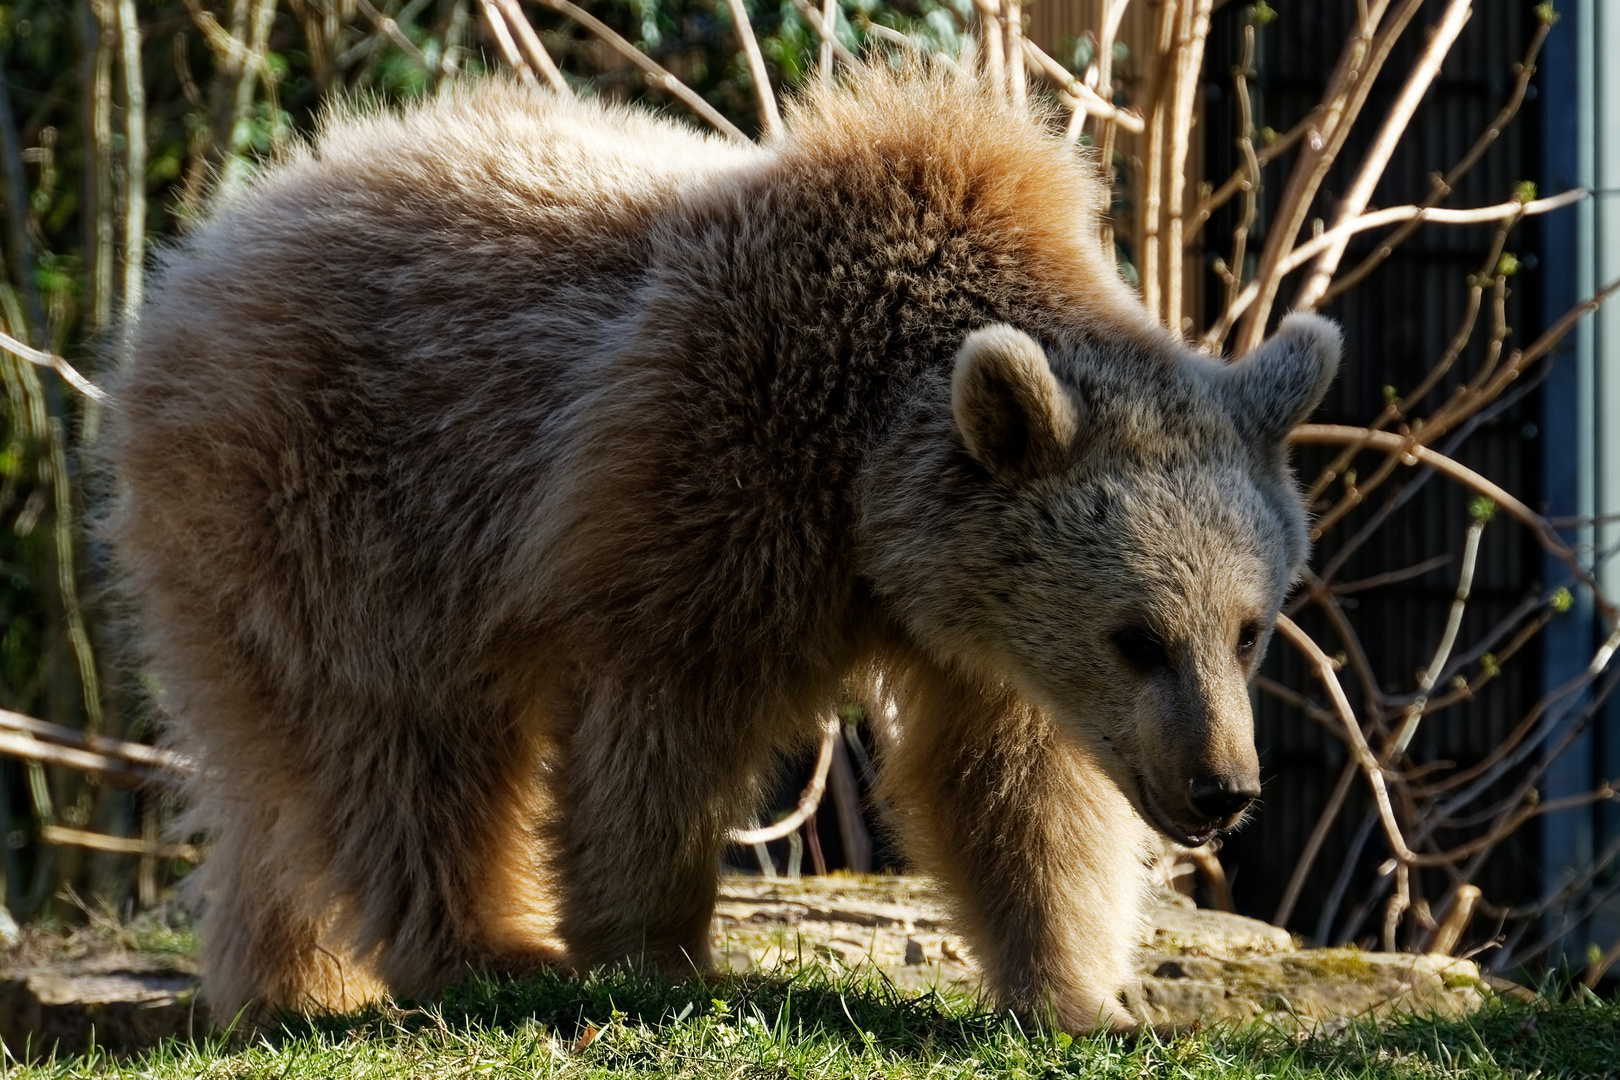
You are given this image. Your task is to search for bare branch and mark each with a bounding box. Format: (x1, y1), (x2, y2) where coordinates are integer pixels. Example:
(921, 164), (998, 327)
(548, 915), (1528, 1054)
(1233, 0), (1424, 354)
(0, 708), (192, 775)
(0, 730), (162, 787)
(1291, 423), (1613, 619)
(1208, 188), (1584, 345)
(495, 0), (570, 92)
(1021, 39), (1145, 133)
(1389, 511), (1486, 756)
(1322, 14), (1554, 305)
(970, 0), (1005, 94)
(1294, 0), (1473, 311)
(1138, 0), (1180, 318)
(1163, 0), (1214, 334)
(1274, 762), (1355, 927)
(478, 0), (538, 83)
(356, 0), (435, 71)
(40, 825), (200, 863)
(787, 0), (858, 67)
(1328, 554), (1452, 596)
(0, 329), (108, 402)
(1186, 114), (1312, 245)
(730, 716), (839, 844)
(1275, 615), (1418, 865)
(1006, 0), (1026, 109)
(723, 0), (781, 137)
(819, 0), (838, 80)
(117, 0), (147, 329)
(528, 0), (748, 142)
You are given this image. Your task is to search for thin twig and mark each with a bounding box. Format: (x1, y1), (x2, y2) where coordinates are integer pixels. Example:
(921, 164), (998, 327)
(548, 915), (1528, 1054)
(1274, 760), (1356, 927)
(1294, 0), (1473, 311)
(1385, 595), (1549, 724)
(0, 329), (108, 402)
(1315, 806), (1379, 943)
(356, 0), (435, 71)
(40, 825), (200, 863)
(730, 717), (839, 844)
(1185, 114), (1312, 245)
(0, 708), (192, 774)
(1209, 188), (1584, 345)
(477, 0), (537, 82)
(787, 0), (858, 66)
(1291, 423), (1612, 618)
(1323, 12), (1554, 305)
(1215, 21), (1260, 322)
(1306, 218), (1515, 506)
(724, 0), (781, 136)
(1021, 39), (1144, 132)
(117, 0), (146, 330)
(495, 0), (569, 92)
(1388, 511), (1486, 757)
(1275, 615), (1418, 865)
(527, 0), (747, 141)
(1301, 569), (1390, 715)
(0, 730), (161, 788)
(1253, 674), (1335, 728)
(1329, 554), (1452, 595)
(1232, 0), (1424, 354)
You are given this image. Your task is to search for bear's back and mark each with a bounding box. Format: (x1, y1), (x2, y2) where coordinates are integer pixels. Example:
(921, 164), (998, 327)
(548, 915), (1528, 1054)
(108, 85), (771, 697)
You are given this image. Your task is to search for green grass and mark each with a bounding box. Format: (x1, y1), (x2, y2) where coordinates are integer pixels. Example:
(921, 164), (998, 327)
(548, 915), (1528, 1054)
(9, 964), (1618, 1079)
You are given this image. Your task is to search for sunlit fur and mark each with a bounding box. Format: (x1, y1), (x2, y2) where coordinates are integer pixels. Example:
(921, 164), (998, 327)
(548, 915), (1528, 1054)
(105, 66), (1338, 1031)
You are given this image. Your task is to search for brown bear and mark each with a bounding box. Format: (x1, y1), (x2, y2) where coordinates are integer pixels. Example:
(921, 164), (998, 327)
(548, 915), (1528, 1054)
(105, 66), (1338, 1032)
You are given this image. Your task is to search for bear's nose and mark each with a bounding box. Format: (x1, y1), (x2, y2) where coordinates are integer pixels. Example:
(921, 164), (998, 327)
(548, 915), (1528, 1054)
(1187, 774), (1260, 821)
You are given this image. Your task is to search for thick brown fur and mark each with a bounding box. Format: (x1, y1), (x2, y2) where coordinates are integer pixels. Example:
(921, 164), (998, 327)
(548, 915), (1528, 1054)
(105, 66), (1338, 1031)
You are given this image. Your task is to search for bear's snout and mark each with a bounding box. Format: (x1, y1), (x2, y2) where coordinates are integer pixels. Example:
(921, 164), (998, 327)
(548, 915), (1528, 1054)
(1185, 773), (1260, 822)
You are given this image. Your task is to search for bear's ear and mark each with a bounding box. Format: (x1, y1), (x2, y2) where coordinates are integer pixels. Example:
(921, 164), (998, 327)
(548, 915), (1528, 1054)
(952, 325), (1084, 478)
(1220, 313), (1341, 446)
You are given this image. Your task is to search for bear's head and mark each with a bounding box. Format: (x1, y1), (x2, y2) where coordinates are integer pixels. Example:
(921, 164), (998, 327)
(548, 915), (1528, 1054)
(859, 313), (1340, 846)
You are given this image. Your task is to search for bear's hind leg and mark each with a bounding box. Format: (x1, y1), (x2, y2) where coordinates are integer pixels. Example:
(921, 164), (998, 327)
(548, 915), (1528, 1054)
(306, 703), (570, 996)
(187, 779), (385, 1021)
(875, 662), (1151, 1033)
(195, 689), (567, 1014)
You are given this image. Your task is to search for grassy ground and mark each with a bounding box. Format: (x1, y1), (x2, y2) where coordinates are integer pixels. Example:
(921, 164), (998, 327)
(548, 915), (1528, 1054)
(5, 963), (1616, 1079)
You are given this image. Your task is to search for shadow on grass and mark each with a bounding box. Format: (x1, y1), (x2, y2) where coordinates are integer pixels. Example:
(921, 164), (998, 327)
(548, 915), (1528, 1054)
(253, 963), (1620, 1079)
(278, 960), (1009, 1054)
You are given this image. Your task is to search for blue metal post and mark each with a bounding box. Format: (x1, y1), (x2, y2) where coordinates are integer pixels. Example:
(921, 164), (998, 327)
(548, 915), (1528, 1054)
(1538, 0), (1620, 967)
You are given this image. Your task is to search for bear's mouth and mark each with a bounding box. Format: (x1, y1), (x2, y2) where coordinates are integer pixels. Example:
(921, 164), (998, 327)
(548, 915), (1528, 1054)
(1135, 775), (1219, 848)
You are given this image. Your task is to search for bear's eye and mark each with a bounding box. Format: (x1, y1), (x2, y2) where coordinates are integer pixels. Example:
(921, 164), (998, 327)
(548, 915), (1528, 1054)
(1237, 622), (1262, 658)
(1112, 625), (1169, 672)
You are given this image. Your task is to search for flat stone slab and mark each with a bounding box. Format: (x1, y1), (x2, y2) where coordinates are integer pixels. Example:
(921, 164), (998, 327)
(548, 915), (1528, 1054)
(0, 874), (1502, 1056)
(0, 953), (207, 1059)
(714, 874), (1493, 1028)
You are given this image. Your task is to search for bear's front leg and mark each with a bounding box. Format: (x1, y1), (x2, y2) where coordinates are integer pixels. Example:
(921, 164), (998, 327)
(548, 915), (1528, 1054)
(875, 661), (1152, 1033)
